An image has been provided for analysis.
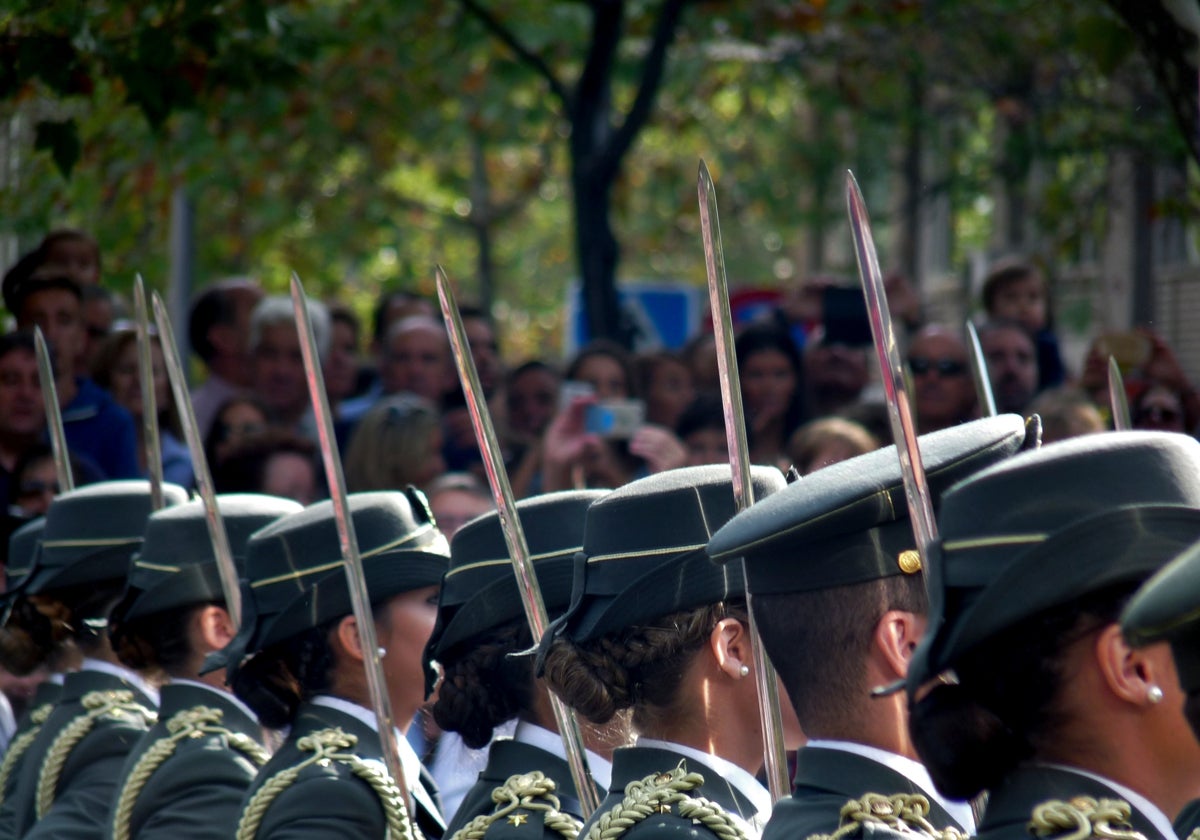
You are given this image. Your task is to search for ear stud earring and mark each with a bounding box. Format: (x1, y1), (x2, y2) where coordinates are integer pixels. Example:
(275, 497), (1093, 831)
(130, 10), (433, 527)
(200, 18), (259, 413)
(1147, 685), (1164, 704)
(739, 665), (750, 678)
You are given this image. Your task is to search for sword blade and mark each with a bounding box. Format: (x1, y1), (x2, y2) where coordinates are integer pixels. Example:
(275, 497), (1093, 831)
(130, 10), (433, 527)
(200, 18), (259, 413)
(152, 292), (242, 629)
(33, 326), (73, 494)
(698, 160), (791, 803)
(1108, 356), (1132, 431)
(436, 266), (601, 817)
(290, 273), (412, 817)
(846, 172), (938, 557)
(966, 321), (997, 418)
(134, 275), (164, 509)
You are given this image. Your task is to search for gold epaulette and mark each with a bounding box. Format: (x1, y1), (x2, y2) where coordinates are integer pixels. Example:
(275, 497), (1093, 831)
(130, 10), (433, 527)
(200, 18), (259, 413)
(110, 704), (270, 840)
(585, 762), (749, 840)
(451, 771), (583, 840)
(235, 726), (418, 840)
(36, 690), (156, 819)
(1028, 797), (1147, 840)
(0, 703), (53, 809)
(805, 793), (969, 840)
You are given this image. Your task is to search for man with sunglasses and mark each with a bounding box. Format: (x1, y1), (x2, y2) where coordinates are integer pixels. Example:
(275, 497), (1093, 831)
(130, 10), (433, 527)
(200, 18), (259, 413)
(907, 325), (977, 433)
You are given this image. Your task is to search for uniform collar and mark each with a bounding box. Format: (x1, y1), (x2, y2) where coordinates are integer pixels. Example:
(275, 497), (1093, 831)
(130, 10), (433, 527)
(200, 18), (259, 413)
(1040, 763), (1179, 840)
(513, 719), (613, 790)
(81, 657), (160, 706)
(636, 736), (772, 821)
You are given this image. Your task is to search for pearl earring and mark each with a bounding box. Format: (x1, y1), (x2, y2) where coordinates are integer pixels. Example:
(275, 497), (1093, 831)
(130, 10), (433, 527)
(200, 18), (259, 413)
(1147, 685), (1164, 704)
(739, 665), (750, 678)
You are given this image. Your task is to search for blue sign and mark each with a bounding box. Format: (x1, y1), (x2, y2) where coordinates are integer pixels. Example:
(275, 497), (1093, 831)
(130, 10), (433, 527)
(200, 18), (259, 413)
(566, 281), (704, 354)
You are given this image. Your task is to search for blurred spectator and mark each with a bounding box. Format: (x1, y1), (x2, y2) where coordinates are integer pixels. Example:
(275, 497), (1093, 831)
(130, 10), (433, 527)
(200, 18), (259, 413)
(211, 430), (320, 505)
(37, 229), (101, 286)
(675, 393), (728, 467)
(12, 274), (139, 478)
(637, 351), (695, 431)
(427, 472), (494, 540)
(787, 417), (879, 476)
(981, 258), (1065, 389)
(380, 315), (455, 404)
(681, 332), (719, 397)
(324, 303), (363, 412)
(907, 325), (977, 433)
(0, 332), (44, 509)
(1027, 387), (1106, 443)
(460, 305), (503, 401)
(803, 335), (869, 420)
(188, 278), (264, 438)
(203, 395), (269, 469)
(92, 327), (194, 488)
(80, 285), (120, 372)
(8, 444), (101, 519)
(1138, 328), (1200, 432)
(250, 295), (329, 442)
(504, 360), (561, 499)
(976, 319), (1039, 416)
(735, 324), (805, 469)
(344, 394), (446, 495)
(1132, 383), (1188, 434)
(339, 290), (436, 417)
(565, 340), (636, 401)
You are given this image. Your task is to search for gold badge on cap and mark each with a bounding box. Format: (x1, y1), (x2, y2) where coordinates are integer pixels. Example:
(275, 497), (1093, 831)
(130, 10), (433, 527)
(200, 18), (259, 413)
(897, 550), (922, 575)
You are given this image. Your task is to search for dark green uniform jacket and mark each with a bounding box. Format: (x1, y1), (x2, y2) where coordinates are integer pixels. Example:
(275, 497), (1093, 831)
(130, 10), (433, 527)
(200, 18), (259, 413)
(579, 745), (767, 840)
(236, 700), (445, 840)
(976, 765), (1173, 840)
(1173, 799), (1200, 840)
(9, 667), (157, 840)
(446, 737), (601, 839)
(107, 681), (269, 840)
(0, 680), (62, 837)
(764, 745), (970, 840)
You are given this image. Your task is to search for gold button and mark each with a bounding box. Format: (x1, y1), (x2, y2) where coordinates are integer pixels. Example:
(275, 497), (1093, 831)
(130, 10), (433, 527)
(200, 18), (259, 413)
(898, 550), (922, 574)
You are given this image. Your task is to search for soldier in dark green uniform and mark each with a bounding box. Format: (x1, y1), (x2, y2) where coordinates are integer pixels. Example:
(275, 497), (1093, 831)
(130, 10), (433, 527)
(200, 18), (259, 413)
(227, 489), (450, 839)
(0, 517), (57, 825)
(908, 431), (1200, 840)
(540, 464), (792, 840)
(707, 415), (1033, 840)
(425, 489), (616, 839)
(105, 493), (302, 840)
(1122, 507), (1200, 839)
(4, 480), (188, 839)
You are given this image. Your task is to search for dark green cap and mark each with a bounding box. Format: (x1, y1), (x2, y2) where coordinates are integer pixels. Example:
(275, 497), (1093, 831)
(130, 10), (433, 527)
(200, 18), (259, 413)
(911, 431), (1200, 690)
(707, 415), (1030, 593)
(226, 489), (450, 670)
(27, 480), (189, 594)
(426, 489), (606, 665)
(551, 464), (786, 645)
(1122, 539), (1200, 694)
(119, 494), (303, 622)
(6, 517), (45, 592)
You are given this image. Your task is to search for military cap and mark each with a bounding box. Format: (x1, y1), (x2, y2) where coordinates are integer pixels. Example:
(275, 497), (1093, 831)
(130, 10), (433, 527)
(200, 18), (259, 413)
(910, 431), (1200, 690)
(223, 489), (450, 670)
(25, 480), (189, 594)
(1122, 540), (1200, 694)
(550, 465), (786, 646)
(119, 494), (303, 622)
(5, 517), (44, 592)
(707, 415), (1030, 593)
(426, 489), (606, 665)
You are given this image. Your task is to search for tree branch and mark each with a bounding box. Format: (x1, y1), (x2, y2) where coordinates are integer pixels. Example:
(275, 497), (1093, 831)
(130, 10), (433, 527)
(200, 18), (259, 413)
(603, 0), (688, 173)
(459, 0), (571, 108)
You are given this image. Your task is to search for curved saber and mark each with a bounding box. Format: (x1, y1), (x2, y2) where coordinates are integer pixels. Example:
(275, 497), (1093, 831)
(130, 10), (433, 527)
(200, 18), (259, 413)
(1108, 356), (1132, 431)
(966, 321), (997, 418)
(152, 292), (242, 629)
(436, 266), (601, 818)
(134, 276), (165, 509)
(34, 327), (73, 494)
(290, 274), (412, 820)
(698, 160), (790, 803)
(846, 172), (938, 568)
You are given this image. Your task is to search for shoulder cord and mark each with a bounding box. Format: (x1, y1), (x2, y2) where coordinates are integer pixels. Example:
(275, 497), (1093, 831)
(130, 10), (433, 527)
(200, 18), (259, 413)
(1029, 797), (1148, 840)
(36, 690), (156, 819)
(452, 771), (583, 840)
(808, 793), (970, 840)
(110, 704), (270, 840)
(0, 703), (52, 809)
(585, 763), (749, 840)
(236, 726), (418, 840)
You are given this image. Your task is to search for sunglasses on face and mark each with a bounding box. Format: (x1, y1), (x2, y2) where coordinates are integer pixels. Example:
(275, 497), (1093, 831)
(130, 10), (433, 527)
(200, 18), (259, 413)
(908, 357), (967, 378)
(1137, 405), (1181, 424)
(18, 480), (59, 498)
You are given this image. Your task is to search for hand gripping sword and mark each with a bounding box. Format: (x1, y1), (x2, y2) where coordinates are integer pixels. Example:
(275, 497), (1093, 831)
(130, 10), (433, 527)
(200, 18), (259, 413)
(152, 292), (243, 629)
(697, 160), (791, 803)
(33, 326), (73, 494)
(290, 273), (413, 824)
(134, 275), (165, 509)
(436, 266), (602, 818)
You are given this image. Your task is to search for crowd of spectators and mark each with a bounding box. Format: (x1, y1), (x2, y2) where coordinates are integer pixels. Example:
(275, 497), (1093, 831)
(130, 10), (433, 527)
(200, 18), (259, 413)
(1, 227), (1199, 550)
